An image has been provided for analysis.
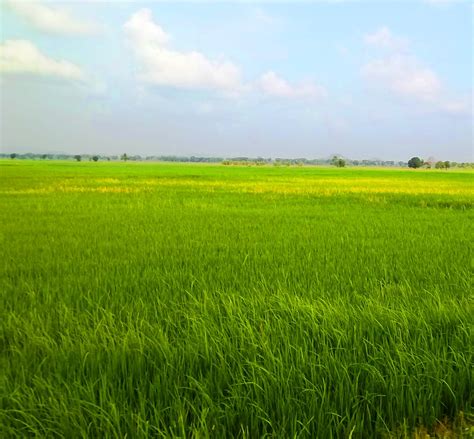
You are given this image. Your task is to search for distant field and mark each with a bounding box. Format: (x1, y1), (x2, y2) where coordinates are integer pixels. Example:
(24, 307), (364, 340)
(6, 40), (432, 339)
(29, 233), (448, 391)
(1, 160), (473, 438)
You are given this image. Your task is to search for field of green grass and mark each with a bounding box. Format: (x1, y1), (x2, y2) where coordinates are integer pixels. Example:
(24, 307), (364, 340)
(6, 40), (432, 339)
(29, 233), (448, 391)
(1, 160), (473, 438)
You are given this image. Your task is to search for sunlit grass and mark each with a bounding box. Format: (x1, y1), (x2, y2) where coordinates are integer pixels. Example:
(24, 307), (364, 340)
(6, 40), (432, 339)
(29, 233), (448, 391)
(2, 173), (473, 198)
(1, 160), (473, 438)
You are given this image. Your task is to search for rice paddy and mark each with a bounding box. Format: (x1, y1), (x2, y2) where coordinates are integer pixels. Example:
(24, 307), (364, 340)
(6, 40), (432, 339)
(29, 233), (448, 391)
(0, 160), (473, 438)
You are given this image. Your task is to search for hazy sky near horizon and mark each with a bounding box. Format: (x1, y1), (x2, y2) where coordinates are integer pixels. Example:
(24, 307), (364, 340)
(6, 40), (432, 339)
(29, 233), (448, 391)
(1, 0), (472, 161)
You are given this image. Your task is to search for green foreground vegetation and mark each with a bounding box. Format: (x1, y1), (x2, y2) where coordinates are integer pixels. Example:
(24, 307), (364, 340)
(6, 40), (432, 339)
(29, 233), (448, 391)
(1, 161), (473, 438)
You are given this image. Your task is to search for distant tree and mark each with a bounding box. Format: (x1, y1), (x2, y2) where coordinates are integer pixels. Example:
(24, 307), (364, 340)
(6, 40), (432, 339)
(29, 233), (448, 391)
(408, 157), (423, 169)
(425, 156), (436, 169)
(41, 154), (48, 160)
(435, 160), (450, 170)
(10, 153), (17, 159)
(121, 153), (128, 161)
(74, 155), (81, 162)
(332, 156), (346, 167)
(92, 155), (99, 162)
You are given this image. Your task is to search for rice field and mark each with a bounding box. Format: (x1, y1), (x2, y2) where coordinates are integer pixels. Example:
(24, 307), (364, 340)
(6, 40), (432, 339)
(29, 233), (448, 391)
(0, 160), (473, 438)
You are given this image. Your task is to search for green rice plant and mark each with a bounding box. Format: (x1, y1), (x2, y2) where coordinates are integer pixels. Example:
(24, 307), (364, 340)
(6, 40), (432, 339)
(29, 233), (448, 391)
(0, 160), (473, 438)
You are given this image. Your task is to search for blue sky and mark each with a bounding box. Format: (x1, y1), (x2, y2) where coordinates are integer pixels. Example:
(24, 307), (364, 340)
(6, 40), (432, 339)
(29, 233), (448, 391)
(1, 0), (472, 161)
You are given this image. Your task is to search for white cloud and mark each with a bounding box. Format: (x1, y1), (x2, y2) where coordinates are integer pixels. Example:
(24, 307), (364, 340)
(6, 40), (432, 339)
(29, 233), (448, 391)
(361, 54), (469, 114)
(362, 25), (470, 114)
(364, 27), (408, 51)
(124, 8), (326, 101)
(6, 0), (100, 36)
(362, 55), (441, 101)
(124, 8), (243, 93)
(258, 71), (327, 99)
(0, 40), (84, 80)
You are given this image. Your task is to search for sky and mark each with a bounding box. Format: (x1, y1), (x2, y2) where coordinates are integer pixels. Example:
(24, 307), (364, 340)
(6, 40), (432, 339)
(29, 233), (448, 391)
(0, 0), (472, 161)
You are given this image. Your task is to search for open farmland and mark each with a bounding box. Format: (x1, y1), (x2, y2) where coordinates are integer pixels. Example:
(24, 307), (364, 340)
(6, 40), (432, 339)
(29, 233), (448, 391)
(0, 160), (473, 437)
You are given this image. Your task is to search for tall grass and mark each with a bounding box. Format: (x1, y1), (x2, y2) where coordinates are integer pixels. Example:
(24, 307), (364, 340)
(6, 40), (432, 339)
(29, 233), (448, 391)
(1, 161), (473, 437)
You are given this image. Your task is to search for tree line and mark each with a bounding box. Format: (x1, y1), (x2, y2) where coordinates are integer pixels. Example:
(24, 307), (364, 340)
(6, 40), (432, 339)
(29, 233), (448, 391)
(3, 152), (473, 169)
(407, 157), (465, 169)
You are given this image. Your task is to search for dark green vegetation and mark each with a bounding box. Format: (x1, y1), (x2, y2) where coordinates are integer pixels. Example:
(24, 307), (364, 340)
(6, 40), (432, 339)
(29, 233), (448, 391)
(1, 161), (473, 438)
(408, 157), (423, 169)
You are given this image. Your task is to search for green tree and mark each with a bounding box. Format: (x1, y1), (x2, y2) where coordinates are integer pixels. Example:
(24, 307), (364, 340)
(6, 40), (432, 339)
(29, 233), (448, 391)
(443, 161), (450, 170)
(74, 155), (81, 162)
(10, 153), (17, 159)
(92, 155), (99, 162)
(121, 153), (128, 161)
(331, 156), (346, 167)
(435, 161), (445, 169)
(408, 157), (423, 169)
